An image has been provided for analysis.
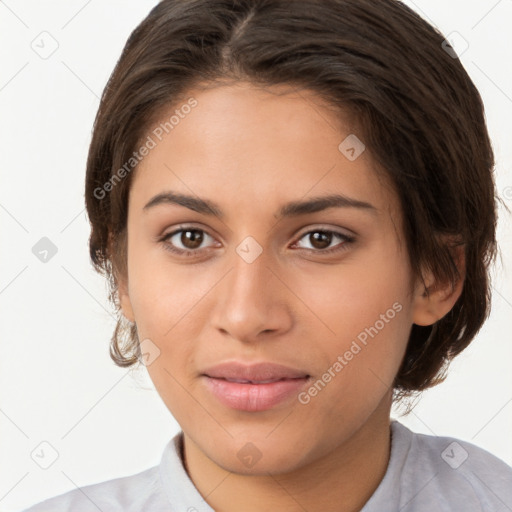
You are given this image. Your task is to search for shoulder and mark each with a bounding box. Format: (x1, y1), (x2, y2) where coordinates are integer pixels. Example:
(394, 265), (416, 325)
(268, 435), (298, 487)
(392, 420), (512, 511)
(21, 464), (166, 512)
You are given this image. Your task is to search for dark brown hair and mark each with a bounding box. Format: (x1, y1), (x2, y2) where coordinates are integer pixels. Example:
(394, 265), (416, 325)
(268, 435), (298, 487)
(85, 0), (497, 401)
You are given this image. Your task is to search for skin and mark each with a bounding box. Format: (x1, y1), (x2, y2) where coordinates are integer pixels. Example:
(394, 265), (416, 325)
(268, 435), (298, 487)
(118, 81), (464, 512)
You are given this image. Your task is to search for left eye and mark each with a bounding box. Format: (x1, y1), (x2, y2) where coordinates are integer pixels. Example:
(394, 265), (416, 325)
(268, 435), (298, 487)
(294, 230), (354, 252)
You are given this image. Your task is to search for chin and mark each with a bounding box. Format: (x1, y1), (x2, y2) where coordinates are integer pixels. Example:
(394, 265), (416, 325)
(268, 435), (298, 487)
(199, 431), (316, 476)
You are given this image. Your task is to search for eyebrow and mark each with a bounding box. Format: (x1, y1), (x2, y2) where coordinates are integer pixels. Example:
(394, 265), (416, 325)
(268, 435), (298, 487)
(143, 191), (377, 219)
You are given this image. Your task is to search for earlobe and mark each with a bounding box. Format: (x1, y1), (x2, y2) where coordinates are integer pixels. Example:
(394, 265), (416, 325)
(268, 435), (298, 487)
(108, 231), (135, 323)
(412, 273), (438, 327)
(118, 279), (135, 324)
(412, 246), (465, 327)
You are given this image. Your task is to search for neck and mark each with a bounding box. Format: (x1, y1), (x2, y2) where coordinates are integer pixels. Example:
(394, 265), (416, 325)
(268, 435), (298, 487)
(182, 394), (392, 512)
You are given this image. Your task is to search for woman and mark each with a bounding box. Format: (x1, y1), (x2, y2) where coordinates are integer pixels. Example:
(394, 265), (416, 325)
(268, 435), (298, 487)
(22, 0), (512, 510)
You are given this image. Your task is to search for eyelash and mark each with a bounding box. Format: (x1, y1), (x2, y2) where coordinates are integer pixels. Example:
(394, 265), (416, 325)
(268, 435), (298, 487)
(159, 225), (356, 257)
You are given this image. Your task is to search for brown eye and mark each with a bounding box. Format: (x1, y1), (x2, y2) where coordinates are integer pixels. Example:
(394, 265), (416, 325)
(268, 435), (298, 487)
(308, 231), (332, 249)
(295, 229), (355, 254)
(162, 227), (216, 255)
(180, 229), (204, 249)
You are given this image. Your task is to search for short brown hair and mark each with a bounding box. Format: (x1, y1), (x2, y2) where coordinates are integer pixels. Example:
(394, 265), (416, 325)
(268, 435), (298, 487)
(85, 0), (498, 401)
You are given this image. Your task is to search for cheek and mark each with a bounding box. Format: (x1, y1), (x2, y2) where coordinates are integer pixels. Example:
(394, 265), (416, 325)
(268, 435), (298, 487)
(130, 258), (206, 423)
(297, 241), (412, 340)
(296, 284), (411, 428)
(126, 247), (215, 385)
(126, 241), (211, 337)
(143, 362), (203, 442)
(293, 244), (413, 402)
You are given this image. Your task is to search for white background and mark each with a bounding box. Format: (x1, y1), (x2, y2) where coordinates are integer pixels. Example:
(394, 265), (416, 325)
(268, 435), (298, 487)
(1, 1), (511, 511)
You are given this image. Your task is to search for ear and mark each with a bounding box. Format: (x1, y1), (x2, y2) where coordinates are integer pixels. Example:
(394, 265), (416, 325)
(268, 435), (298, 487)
(412, 244), (465, 326)
(118, 276), (135, 324)
(108, 231), (135, 324)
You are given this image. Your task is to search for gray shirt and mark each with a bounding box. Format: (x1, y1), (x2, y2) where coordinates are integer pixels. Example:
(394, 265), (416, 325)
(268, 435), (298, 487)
(21, 421), (512, 511)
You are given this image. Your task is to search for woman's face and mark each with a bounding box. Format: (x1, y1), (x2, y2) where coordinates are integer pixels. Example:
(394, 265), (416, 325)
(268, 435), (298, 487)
(120, 82), (425, 474)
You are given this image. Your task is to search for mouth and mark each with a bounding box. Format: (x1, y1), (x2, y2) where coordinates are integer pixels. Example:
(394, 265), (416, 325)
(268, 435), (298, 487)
(201, 372), (311, 412)
(200, 361), (311, 412)
(215, 377), (307, 384)
(202, 361), (310, 381)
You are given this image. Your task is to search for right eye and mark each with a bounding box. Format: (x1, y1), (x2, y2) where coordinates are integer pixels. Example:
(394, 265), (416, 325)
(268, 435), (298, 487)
(160, 226), (218, 256)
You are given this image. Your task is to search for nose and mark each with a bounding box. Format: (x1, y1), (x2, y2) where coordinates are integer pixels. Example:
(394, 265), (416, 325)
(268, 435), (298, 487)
(210, 245), (293, 344)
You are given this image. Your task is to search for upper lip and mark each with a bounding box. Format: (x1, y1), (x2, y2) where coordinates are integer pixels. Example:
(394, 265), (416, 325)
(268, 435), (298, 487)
(202, 362), (310, 382)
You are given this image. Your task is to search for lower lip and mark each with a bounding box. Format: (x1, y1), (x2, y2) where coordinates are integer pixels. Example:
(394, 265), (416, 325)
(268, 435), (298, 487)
(202, 376), (310, 412)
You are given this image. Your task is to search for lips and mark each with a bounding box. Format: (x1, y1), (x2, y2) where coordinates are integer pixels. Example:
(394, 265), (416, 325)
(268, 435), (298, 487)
(222, 378), (288, 384)
(201, 361), (311, 412)
(202, 361), (310, 382)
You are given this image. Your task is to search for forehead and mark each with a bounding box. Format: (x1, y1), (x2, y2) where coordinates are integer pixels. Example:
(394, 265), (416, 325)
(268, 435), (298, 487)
(130, 82), (396, 219)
